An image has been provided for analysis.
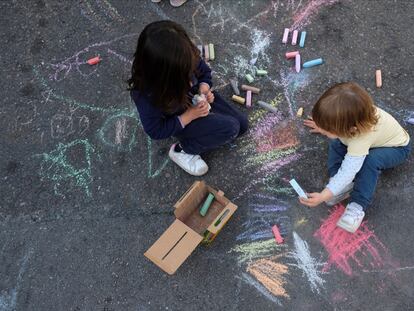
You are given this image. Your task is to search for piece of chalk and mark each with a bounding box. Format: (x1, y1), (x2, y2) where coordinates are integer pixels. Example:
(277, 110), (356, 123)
(241, 84), (260, 94)
(246, 90), (252, 108)
(292, 30), (298, 45)
(245, 74), (254, 83)
(285, 51), (299, 59)
(272, 225), (284, 244)
(232, 95), (245, 104)
(376, 70), (382, 88)
(282, 28), (290, 44)
(299, 31), (307, 48)
(257, 101), (278, 113)
(204, 44), (209, 61)
(407, 118), (414, 125)
(230, 79), (240, 96)
(295, 54), (301, 73)
(208, 43), (215, 61)
(200, 193), (215, 216)
(297, 107), (303, 117)
(303, 58), (323, 68)
(289, 179), (308, 199)
(256, 69), (267, 76)
(87, 56), (101, 65)
(197, 45), (203, 56)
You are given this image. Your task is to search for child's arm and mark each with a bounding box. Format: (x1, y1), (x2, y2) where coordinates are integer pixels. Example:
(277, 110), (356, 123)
(299, 154), (366, 207)
(303, 118), (338, 139)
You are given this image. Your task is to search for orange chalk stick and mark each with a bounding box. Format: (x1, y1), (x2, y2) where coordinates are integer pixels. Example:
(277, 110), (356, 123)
(272, 225), (284, 244)
(241, 84), (260, 94)
(87, 56), (101, 65)
(376, 70), (382, 88)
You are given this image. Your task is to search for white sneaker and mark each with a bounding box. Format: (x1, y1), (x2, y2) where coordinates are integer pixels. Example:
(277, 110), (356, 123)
(170, 0), (187, 7)
(168, 144), (208, 176)
(336, 202), (365, 233)
(326, 182), (354, 206)
(151, 0), (162, 3)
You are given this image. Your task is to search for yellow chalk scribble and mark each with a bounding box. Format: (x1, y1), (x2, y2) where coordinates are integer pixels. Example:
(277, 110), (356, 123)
(294, 217), (308, 228)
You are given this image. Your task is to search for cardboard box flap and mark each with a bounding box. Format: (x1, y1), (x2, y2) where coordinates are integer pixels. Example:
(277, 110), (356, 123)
(144, 219), (203, 275)
(207, 202), (237, 234)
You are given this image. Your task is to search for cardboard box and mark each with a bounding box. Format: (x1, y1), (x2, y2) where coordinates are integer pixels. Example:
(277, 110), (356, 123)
(144, 181), (238, 275)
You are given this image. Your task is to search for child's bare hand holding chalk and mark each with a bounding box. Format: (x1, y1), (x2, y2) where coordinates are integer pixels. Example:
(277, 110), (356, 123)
(304, 118), (338, 139)
(299, 188), (333, 207)
(180, 102), (209, 125)
(206, 90), (214, 104)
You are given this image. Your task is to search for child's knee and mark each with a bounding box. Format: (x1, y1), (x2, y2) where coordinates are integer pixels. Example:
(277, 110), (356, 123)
(238, 115), (249, 135)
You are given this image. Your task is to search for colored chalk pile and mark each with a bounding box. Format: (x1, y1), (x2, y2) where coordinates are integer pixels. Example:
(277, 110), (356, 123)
(281, 28), (323, 72)
(197, 44), (215, 61)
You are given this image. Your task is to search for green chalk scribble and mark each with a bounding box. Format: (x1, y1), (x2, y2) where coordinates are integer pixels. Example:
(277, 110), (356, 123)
(36, 139), (96, 197)
(147, 136), (169, 178)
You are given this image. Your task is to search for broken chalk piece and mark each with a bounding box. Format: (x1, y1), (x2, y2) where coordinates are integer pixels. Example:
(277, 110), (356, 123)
(256, 69), (267, 76)
(289, 179), (308, 199)
(285, 51), (299, 59)
(295, 54), (301, 73)
(241, 84), (260, 94)
(297, 107), (303, 117)
(200, 193), (215, 217)
(245, 74), (254, 83)
(230, 79), (240, 96)
(303, 58), (323, 68)
(232, 95), (245, 105)
(272, 225), (284, 244)
(87, 56), (101, 65)
(246, 90), (252, 108)
(299, 31), (307, 48)
(407, 118), (414, 125)
(208, 43), (215, 61)
(282, 28), (289, 44)
(204, 44), (210, 61)
(376, 70), (382, 88)
(292, 30), (298, 45)
(257, 101), (278, 113)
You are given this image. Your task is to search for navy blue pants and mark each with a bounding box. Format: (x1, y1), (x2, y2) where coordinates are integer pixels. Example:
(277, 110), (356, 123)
(176, 92), (248, 154)
(328, 139), (411, 210)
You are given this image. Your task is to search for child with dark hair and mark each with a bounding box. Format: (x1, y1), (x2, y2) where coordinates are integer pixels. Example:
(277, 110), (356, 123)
(301, 82), (411, 233)
(128, 20), (248, 176)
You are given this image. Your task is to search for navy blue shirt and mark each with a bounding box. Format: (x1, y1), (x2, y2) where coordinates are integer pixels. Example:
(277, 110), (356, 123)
(131, 58), (212, 140)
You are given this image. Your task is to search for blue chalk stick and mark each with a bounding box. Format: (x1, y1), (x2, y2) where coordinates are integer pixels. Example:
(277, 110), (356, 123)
(303, 58), (323, 68)
(299, 31), (307, 48)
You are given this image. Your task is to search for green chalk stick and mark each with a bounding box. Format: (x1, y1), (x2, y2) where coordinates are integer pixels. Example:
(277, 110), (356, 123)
(200, 193), (215, 216)
(245, 74), (254, 83)
(208, 43), (215, 61)
(256, 69), (267, 76)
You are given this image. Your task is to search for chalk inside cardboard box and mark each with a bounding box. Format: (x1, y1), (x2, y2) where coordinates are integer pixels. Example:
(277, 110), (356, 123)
(144, 181), (238, 275)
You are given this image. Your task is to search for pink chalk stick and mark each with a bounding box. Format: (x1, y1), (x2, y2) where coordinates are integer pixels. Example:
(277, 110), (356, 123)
(292, 30), (298, 45)
(282, 28), (289, 44)
(285, 51), (299, 59)
(295, 54), (301, 73)
(87, 56), (101, 65)
(246, 90), (252, 108)
(272, 225), (284, 244)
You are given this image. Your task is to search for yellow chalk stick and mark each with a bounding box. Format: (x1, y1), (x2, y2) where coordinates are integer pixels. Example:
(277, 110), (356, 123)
(232, 95), (245, 104)
(296, 107), (303, 117)
(208, 43), (215, 61)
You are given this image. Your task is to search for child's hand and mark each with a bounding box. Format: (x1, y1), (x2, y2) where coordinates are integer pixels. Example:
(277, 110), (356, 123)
(205, 90), (214, 104)
(303, 118), (324, 134)
(180, 101), (209, 126)
(299, 188), (333, 208)
(199, 83), (210, 95)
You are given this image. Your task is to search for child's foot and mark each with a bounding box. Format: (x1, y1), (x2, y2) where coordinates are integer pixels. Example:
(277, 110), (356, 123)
(336, 202), (365, 233)
(168, 144), (208, 176)
(170, 0), (187, 7)
(326, 182), (354, 206)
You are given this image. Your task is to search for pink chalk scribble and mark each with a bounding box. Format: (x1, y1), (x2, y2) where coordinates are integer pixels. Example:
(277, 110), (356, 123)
(314, 204), (393, 276)
(291, 0), (341, 30)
